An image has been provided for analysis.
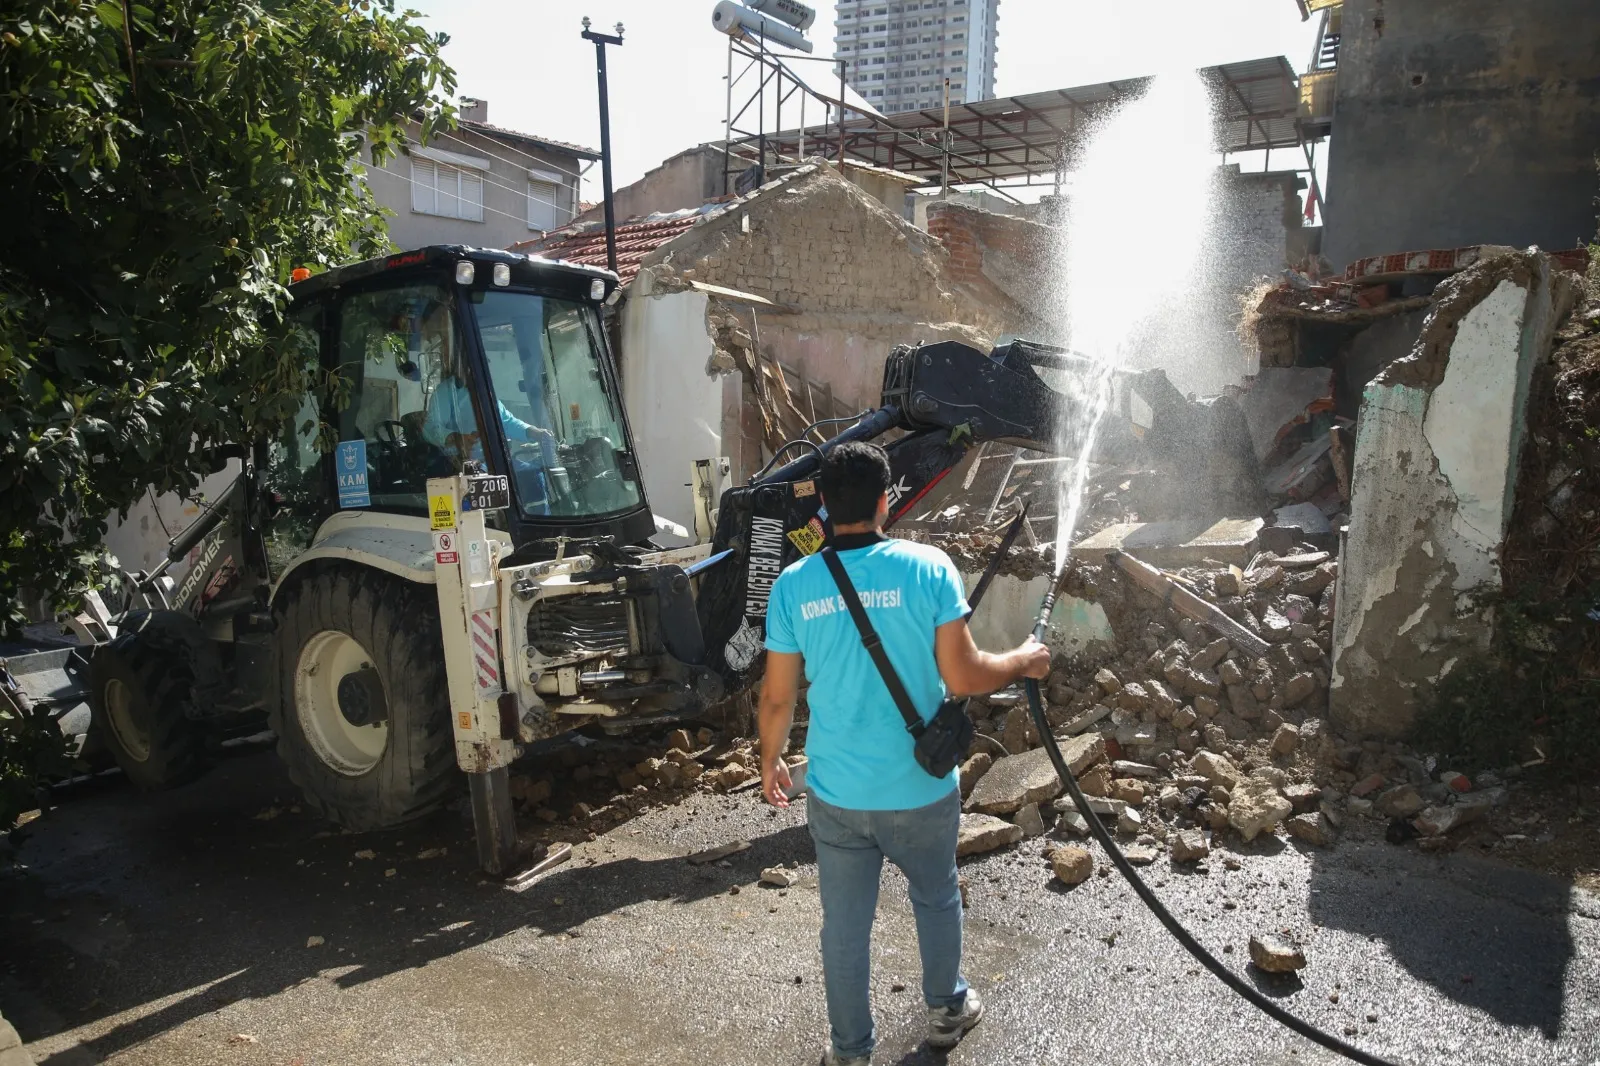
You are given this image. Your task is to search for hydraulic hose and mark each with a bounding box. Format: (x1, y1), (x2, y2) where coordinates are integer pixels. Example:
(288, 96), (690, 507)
(1022, 580), (1404, 1066)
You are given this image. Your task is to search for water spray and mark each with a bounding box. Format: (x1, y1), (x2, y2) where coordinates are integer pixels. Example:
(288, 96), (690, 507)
(1020, 557), (1402, 1066)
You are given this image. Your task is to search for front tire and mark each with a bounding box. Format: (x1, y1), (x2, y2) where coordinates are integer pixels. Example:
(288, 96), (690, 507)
(271, 564), (457, 831)
(87, 613), (216, 789)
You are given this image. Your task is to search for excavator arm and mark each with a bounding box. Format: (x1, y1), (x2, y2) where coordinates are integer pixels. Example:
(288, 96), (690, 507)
(695, 336), (1125, 694)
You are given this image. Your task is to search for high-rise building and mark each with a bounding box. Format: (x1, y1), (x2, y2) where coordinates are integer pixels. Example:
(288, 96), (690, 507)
(832, 0), (999, 114)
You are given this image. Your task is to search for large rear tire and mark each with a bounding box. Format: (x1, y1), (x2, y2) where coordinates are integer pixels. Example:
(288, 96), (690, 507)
(87, 613), (216, 790)
(271, 564), (458, 831)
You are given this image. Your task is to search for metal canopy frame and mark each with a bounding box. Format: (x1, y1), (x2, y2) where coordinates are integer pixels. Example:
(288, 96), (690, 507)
(726, 55), (1320, 192)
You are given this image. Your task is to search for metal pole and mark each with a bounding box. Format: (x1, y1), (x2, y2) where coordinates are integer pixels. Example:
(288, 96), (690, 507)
(724, 35), (733, 195)
(941, 77), (951, 199)
(837, 60), (846, 164)
(581, 19), (625, 275)
(757, 22), (767, 180)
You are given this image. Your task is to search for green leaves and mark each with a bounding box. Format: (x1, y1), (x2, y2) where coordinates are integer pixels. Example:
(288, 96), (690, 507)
(0, 0), (457, 623)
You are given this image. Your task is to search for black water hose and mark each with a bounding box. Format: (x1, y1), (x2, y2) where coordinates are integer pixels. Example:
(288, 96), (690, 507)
(1022, 584), (1403, 1066)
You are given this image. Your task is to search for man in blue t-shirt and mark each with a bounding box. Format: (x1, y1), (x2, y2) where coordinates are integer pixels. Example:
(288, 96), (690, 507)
(758, 442), (1051, 1066)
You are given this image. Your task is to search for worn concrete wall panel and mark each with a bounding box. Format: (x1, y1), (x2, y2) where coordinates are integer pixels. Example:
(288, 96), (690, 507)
(619, 290), (724, 545)
(1330, 252), (1574, 736)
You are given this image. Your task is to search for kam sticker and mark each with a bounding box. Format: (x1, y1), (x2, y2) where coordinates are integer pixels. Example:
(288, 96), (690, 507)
(792, 479), (816, 498)
(336, 440), (370, 508)
(430, 493), (457, 531)
(456, 711), (473, 731)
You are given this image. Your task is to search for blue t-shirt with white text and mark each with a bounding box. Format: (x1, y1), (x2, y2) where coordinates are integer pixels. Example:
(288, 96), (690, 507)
(764, 537), (970, 811)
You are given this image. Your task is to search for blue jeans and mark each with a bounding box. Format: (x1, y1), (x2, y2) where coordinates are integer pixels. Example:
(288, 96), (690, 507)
(807, 789), (969, 1060)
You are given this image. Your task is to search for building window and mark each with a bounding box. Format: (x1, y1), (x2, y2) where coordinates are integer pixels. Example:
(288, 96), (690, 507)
(410, 159), (483, 221)
(951, 48), (962, 55)
(527, 178), (561, 231)
(952, 32), (964, 39)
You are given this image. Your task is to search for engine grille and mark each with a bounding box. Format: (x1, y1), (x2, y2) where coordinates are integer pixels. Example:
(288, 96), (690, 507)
(527, 595), (631, 659)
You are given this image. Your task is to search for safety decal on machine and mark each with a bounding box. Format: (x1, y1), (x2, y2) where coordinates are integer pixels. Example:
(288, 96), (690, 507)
(432, 531), (459, 565)
(787, 516), (825, 556)
(430, 493), (457, 531)
(792, 479), (816, 498)
(470, 610), (500, 692)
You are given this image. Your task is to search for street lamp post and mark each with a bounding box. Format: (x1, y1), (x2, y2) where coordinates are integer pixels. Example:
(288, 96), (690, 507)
(581, 17), (624, 276)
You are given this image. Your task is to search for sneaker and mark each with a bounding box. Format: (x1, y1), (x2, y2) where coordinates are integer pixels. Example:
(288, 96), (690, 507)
(926, 986), (984, 1048)
(820, 1047), (870, 1066)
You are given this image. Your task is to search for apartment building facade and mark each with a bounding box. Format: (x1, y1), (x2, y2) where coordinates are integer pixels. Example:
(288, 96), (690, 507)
(364, 98), (599, 251)
(833, 0), (999, 114)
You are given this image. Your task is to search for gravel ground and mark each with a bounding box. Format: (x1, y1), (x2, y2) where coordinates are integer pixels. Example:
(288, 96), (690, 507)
(2, 750), (1597, 1066)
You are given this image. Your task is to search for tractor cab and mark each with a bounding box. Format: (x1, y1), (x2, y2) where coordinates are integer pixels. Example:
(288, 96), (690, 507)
(281, 247), (653, 559)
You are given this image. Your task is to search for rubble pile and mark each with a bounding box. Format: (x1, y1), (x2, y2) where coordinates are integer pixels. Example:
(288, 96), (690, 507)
(506, 727), (769, 839)
(951, 546), (1519, 867)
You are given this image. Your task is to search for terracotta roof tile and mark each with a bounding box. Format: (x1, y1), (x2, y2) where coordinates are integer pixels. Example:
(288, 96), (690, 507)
(513, 214), (701, 285)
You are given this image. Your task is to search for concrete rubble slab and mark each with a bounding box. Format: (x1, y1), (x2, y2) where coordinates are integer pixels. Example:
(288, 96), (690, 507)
(956, 813), (1024, 857)
(965, 735), (1103, 815)
(1073, 516), (1265, 568)
(1239, 366), (1336, 462)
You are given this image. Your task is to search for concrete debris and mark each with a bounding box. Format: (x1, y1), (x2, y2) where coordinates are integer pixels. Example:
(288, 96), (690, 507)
(1062, 703), (1113, 734)
(1171, 828), (1210, 863)
(1249, 935), (1307, 973)
(1111, 779), (1147, 805)
(1228, 777), (1293, 842)
(1440, 771), (1471, 792)
(1013, 802), (1047, 839)
(1283, 782), (1320, 811)
(959, 752), (993, 799)
(1117, 806), (1144, 834)
(1350, 774), (1386, 798)
(1346, 797), (1374, 818)
(1376, 785), (1425, 819)
(1271, 723), (1301, 755)
(1122, 844), (1159, 865)
(687, 841), (751, 865)
(1191, 751), (1243, 789)
(1056, 808), (1091, 837)
(761, 866), (800, 888)
(667, 728), (695, 753)
(1051, 846), (1094, 886)
(958, 814), (1025, 857)
(1111, 760), (1160, 779)
(1076, 517), (1265, 569)
(966, 735), (1104, 816)
(1411, 804), (1488, 837)
(1286, 812), (1336, 847)
(305, 936), (325, 948)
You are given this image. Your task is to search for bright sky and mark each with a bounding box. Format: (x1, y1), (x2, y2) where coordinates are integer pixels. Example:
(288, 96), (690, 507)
(406, 0), (1322, 201)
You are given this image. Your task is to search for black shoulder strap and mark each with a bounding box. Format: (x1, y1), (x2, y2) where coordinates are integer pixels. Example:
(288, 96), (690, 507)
(821, 548), (925, 737)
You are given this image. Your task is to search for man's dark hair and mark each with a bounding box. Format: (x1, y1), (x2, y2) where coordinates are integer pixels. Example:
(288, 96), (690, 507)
(819, 442), (892, 525)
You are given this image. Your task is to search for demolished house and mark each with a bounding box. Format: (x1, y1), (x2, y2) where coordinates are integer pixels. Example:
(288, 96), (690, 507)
(514, 161), (1017, 542)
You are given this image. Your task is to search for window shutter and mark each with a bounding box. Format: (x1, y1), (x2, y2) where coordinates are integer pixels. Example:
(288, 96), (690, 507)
(527, 180), (559, 230)
(460, 168), (484, 221)
(410, 159), (437, 215)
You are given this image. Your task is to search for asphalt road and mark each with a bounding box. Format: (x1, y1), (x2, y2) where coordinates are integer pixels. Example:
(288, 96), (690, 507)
(2, 750), (1597, 1066)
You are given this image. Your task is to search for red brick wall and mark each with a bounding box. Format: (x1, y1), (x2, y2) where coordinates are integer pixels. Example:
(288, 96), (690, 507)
(925, 200), (1055, 323)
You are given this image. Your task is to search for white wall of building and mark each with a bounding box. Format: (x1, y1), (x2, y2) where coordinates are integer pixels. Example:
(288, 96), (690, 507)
(619, 290), (730, 546)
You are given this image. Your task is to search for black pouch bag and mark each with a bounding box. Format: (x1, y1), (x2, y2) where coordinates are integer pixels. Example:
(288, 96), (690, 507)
(820, 548), (973, 779)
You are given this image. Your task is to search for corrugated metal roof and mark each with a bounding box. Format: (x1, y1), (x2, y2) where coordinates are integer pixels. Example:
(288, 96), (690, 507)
(731, 55), (1312, 188)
